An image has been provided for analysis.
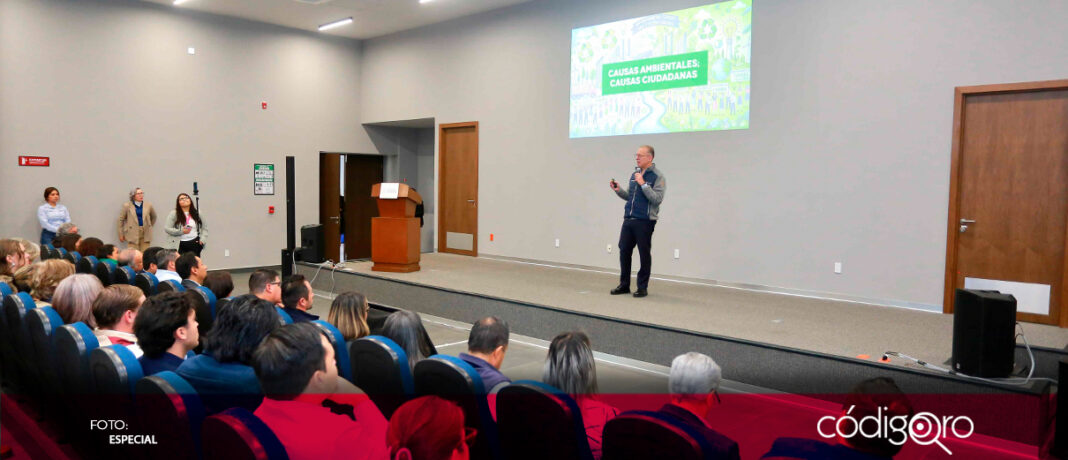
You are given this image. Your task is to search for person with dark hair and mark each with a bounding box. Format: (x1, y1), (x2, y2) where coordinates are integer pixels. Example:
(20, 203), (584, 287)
(142, 246), (163, 274)
(203, 271), (234, 300)
(609, 144), (666, 298)
(327, 291), (372, 341)
(543, 331), (618, 460)
(135, 291), (199, 376)
(388, 396), (471, 460)
(281, 274), (317, 323)
(37, 186), (71, 245)
(77, 237), (104, 260)
(762, 377), (914, 460)
(155, 249), (181, 283)
(381, 310), (437, 371)
(164, 192), (207, 256)
(92, 284), (145, 357)
(55, 232), (81, 253)
(97, 243), (119, 265)
(658, 352), (739, 460)
(176, 252), (207, 289)
(249, 268), (282, 306)
(252, 323), (388, 460)
(117, 187), (157, 251)
(459, 316), (511, 393)
(176, 294), (279, 413)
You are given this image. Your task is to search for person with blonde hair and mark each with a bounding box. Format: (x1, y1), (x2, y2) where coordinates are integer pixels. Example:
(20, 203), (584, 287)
(327, 291), (372, 341)
(0, 239), (28, 290)
(12, 263), (37, 293)
(118, 187), (157, 251)
(31, 259), (75, 302)
(52, 274), (103, 327)
(13, 239), (39, 264)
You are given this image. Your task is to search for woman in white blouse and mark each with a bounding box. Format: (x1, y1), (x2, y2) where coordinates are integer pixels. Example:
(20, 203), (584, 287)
(37, 186), (71, 245)
(164, 193), (207, 256)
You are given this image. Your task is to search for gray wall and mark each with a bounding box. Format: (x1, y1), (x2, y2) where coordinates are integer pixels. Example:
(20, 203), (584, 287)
(359, 0), (1068, 310)
(0, 0), (374, 269)
(364, 125), (436, 252)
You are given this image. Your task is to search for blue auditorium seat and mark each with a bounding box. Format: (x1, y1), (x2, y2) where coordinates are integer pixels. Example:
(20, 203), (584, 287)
(114, 265), (137, 285)
(25, 306), (64, 396)
(603, 411), (715, 460)
(75, 255), (99, 275)
(64, 250), (82, 265)
(42, 243), (55, 260)
(0, 282), (12, 297)
(0, 292), (25, 388)
(4, 292), (38, 388)
(158, 279), (185, 293)
(135, 371), (206, 459)
(135, 271), (159, 297)
(275, 306), (293, 325)
(415, 355), (501, 460)
(311, 320), (352, 382)
(53, 322), (101, 397)
(55, 247), (69, 260)
(95, 259), (118, 286)
(348, 335), (414, 419)
(90, 344), (146, 424)
(496, 381), (595, 460)
(201, 407), (289, 460)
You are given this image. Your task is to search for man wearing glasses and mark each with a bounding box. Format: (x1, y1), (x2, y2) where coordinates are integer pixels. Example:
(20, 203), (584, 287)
(249, 268), (283, 306)
(609, 145), (666, 298)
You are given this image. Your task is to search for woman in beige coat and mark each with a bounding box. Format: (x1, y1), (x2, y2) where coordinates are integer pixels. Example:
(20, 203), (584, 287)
(117, 188), (157, 251)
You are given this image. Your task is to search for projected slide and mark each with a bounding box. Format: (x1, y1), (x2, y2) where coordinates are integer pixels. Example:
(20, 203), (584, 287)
(569, 1), (752, 138)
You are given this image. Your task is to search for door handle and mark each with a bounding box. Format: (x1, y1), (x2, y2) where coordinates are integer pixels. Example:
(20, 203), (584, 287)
(467, 200), (475, 204)
(959, 218), (974, 233)
(328, 216), (340, 223)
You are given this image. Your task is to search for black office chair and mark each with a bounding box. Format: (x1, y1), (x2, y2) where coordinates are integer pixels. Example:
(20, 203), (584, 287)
(349, 335), (414, 419)
(496, 380), (595, 460)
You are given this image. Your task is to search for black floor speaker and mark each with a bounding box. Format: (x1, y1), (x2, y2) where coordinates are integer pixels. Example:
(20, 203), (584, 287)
(299, 224), (325, 263)
(951, 288), (1016, 378)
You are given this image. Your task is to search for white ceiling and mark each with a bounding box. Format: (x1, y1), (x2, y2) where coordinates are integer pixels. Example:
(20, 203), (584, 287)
(141, 0), (534, 40)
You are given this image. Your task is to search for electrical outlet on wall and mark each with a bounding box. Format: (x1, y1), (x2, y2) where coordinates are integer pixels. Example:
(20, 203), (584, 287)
(674, 249), (680, 259)
(555, 238), (560, 248)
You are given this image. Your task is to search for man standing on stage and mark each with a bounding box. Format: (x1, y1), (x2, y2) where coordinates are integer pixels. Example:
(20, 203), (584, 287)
(609, 145), (666, 298)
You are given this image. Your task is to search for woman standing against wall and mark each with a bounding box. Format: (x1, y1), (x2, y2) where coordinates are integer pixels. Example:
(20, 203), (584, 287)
(37, 187), (71, 245)
(164, 193), (207, 256)
(118, 188), (157, 251)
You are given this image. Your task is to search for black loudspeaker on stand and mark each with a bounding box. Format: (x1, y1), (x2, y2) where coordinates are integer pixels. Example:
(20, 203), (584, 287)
(951, 289), (1016, 378)
(299, 224), (325, 263)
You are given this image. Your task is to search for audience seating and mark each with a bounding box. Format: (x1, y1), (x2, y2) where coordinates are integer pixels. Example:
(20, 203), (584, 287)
(135, 371), (206, 459)
(75, 255), (99, 275)
(135, 271), (159, 297)
(602, 411), (712, 460)
(201, 407), (290, 460)
(41, 243), (55, 260)
(349, 335), (414, 419)
(275, 306), (293, 325)
(496, 380), (595, 460)
(312, 320), (353, 381)
(63, 250), (82, 265)
(0, 282), (13, 298)
(158, 280), (185, 293)
(4, 292), (39, 389)
(95, 259), (117, 286)
(54, 322), (102, 399)
(0, 292), (23, 389)
(25, 306), (65, 397)
(55, 247), (69, 260)
(114, 266), (137, 285)
(89, 344), (145, 425)
(414, 355), (501, 460)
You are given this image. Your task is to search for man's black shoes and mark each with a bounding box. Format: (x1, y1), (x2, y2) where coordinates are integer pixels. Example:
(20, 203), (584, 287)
(633, 289), (648, 298)
(610, 285), (631, 295)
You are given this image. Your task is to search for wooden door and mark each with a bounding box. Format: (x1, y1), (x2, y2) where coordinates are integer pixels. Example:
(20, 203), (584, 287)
(319, 153), (342, 263)
(344, 155), (383, 260)
(438, 122), (479, 256)
(945, 80), (1068, 326)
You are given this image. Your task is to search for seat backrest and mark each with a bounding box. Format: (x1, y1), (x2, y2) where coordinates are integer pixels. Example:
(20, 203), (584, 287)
(64, 250), (82, 265)
(0, 290), (16, 387)
(90, 344), (145, 396)
(158, 279), (185, 294)
(42, 244), (55, 260)
(274, 306), (293, 325)
(311, 320), (352, 381)
(602, 411), (712, 460)
(201, 407), (289, 460)
(191, 286), (217, 326)
(53, 322), (102, 397)
(95, 259), (117, 286)
(25, 306), (65, 395)
(0, 282), (12, 298)
(415, 355), (500, 460)
(76, 255), (99, 274)
(55, 247), (69, 259)
(135, 271), (159, 297)
(349, 335), (414, 419)
(135, 371), (206, 459)
(114, 266), (137, 285)
(496, 381), (594, 460)
(4, 292), (38, 380)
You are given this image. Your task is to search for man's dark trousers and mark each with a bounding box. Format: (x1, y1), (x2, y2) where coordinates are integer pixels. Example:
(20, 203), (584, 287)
(618, 218), (656, 290)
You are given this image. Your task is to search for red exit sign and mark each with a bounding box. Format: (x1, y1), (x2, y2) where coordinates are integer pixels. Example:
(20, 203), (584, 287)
(18, 156), (49, 167)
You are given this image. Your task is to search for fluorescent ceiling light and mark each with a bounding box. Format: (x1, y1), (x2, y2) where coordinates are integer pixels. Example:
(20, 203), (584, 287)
(318, 17), (353, 31)
(419, 0), (435, 3)
(173, 0), (191, 5)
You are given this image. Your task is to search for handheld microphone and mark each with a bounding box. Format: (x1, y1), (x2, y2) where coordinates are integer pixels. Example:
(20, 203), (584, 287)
(193, 181), (199, 195)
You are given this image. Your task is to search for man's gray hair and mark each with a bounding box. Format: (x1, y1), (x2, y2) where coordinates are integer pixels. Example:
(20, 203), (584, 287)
(57, 222), (78, 236)
(117, 248), (140, 266)
(669, 352), (721, 400)
(129, 188), (143, 202)
(156, 249), (178, 270)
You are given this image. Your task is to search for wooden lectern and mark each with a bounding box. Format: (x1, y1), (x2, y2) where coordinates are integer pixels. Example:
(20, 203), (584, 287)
(371, 183), (422, 272)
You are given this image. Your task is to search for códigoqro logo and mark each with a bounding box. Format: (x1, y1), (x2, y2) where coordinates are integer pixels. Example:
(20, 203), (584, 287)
(817, 406), (974, 455)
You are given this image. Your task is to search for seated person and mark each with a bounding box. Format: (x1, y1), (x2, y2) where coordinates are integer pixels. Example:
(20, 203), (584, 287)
(252, 323), (388, 460)
(31, 259), (75, 303)
(117, 248), (143, 272)
(78, 237), (103, 260)
(326, 291), (372, 341)
(57, 222), (79, 238)
(14, 238), (40, 264)
(459, 316), (511, 393)
(154, 249), (181, 283)
(52, 273), (104, 326)
(203, 271), (234, 299)
(659, 352), (740, 460)
(12, 263), (37, 293)
(380, 310), (437, 371)
(387, 396), (471, 460)
(55, 232), (81, 253)
(97, 243), (119, 265)
(176, 294), (279, 413)
(175, 252), (207, 289)
(543, 331), (618, 460)
(91, 284), (145, 357)
(0, 238), (28, 290)
(142, 246), (163, 275)
(135, 291), (199, 375)
(762, 377), (914, 460)
(281, 274), (317, 323)
(248, 268), (282, 306)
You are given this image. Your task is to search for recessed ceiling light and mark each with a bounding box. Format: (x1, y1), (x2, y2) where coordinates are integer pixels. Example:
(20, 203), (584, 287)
(318, 17), (353, 31)
(419, 0), (435, 3)
(173, 0), (191, 5)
